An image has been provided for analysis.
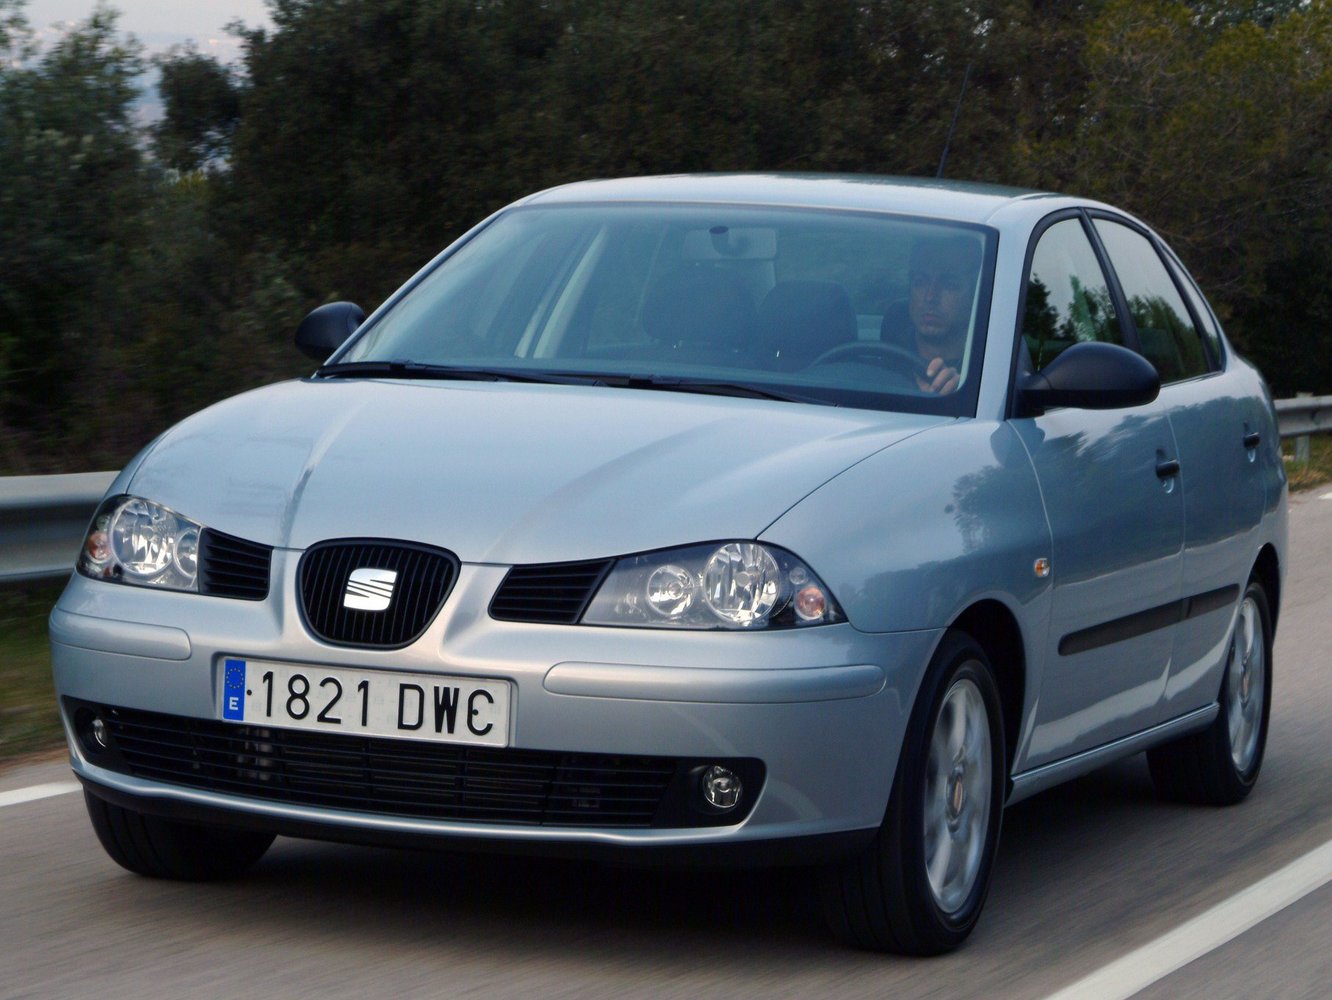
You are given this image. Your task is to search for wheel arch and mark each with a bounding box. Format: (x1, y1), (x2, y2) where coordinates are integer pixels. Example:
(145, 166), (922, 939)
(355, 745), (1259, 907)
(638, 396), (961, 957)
(949, 599), (1025, 774)
(1252, 543), (1281, 633)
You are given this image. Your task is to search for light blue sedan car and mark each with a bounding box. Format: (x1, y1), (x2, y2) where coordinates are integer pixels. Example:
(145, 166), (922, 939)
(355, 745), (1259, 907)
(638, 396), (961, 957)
(51, 175), (1286, 953)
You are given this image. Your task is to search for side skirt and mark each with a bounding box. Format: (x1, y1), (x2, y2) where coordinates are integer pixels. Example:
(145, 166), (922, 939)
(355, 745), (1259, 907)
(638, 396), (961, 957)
(1006, 704), (1218, 806)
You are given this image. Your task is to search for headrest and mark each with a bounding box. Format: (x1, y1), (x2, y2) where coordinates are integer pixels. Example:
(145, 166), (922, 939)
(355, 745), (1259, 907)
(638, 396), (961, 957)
(641, 268), (757, 350)
(759, 280), (857, 369)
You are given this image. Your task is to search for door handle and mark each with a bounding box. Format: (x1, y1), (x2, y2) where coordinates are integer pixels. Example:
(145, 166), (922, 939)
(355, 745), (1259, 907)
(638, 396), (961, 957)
(1243, 431), (1261, 449)
(1156, 458), (1181, 479)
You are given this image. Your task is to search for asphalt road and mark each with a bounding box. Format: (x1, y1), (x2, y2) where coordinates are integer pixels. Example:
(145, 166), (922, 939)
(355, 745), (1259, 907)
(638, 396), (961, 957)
(2, 489), (1329, 1000)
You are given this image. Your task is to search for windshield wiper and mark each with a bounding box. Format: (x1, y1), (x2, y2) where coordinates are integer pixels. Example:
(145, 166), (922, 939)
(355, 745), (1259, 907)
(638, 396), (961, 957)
(314, 364), (827, 404)
(603, 375), (830, 405)
(314, 361), (599, 385)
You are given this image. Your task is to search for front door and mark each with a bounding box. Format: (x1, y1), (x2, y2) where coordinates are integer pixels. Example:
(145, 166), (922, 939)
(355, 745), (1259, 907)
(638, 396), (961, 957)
(1010, 214), (1184, 770)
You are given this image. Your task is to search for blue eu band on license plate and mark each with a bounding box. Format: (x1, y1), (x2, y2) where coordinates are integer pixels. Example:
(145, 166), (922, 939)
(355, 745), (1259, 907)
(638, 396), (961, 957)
(222, 658), (247, 720)
(218, 657), (510, 747)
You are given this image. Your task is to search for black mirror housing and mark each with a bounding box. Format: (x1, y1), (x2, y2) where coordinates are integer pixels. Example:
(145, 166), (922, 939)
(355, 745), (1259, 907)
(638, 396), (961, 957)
(295, 301), (366, 362)
(1017, 341), (1160, 417)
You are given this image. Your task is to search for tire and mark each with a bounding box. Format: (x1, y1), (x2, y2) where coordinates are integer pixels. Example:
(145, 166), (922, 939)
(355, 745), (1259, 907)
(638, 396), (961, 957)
(1148, 578), (1273, 806)
(822, 630), (1006, 955)
(84, 791), (275, 880)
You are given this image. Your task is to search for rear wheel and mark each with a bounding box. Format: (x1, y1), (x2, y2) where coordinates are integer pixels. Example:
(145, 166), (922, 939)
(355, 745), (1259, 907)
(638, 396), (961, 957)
(822, 630), (1006, 954)
(85, 791), (274, 880)
(1147, 578), (1272, 805)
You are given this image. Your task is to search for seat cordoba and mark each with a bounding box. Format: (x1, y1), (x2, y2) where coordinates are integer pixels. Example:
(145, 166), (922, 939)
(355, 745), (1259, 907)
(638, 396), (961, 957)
(51, 175), (1287, 953)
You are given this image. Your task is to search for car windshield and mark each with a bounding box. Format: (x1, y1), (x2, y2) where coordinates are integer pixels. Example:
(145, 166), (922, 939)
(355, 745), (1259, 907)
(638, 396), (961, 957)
(335, 204), (997, 415)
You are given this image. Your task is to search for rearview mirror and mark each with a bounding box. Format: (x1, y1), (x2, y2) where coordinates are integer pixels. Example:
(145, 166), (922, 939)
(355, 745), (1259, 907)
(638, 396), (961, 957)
(681, 226), (778, 260)
(1016, 341), (1160, 417)
(295, 301), (365, 362)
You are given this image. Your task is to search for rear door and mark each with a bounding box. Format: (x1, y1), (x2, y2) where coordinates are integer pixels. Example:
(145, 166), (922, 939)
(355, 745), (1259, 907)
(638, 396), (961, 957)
(1090, 218), (1261, 722)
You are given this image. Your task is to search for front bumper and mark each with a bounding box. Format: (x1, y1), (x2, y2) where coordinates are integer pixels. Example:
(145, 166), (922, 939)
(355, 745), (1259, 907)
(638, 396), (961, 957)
(52, 557), (941, 858)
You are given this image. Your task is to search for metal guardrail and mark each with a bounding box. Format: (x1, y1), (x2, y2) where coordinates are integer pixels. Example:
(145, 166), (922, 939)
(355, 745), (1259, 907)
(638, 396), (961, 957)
(0, 472), (116, 584)
(1275, 394), (1332, 437)
(1276, 393), (1331, 463)
(1, 396), (1328, 584)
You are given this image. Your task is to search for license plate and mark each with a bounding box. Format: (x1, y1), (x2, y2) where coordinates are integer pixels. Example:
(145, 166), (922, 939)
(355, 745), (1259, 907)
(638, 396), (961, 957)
(219, 657), (510, 747)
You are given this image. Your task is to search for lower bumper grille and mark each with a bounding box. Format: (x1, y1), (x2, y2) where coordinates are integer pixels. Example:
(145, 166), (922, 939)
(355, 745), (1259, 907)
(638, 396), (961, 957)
(74, 703), (760, 829)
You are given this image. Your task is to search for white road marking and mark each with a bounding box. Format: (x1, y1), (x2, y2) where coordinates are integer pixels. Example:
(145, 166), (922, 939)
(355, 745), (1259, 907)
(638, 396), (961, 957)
(0, 782), (80, 809)
(1319, 490), (1332, 500)
(1044, 837), (1332, 1000)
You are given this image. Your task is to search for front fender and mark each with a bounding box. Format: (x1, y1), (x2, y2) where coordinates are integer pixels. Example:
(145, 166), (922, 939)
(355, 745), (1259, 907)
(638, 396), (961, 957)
(760, 419), (1053, 756)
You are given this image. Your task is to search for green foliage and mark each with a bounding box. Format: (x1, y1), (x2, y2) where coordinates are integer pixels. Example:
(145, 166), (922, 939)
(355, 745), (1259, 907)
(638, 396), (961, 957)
(1026, 0), (1332, 392)
(0, 0), (1330, 472)
(152, 48), (240, 171)
(0, 4), (148, 467)
(214, 0), (1090, 307)
(1283, 431), (1332, 491)
(0, 580), (65, 759)
(1190, 1), (1309, 29)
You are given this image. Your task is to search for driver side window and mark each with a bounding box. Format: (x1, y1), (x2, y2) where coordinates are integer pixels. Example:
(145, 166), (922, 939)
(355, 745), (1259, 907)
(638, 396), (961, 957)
(1023, 218), (1123, 372)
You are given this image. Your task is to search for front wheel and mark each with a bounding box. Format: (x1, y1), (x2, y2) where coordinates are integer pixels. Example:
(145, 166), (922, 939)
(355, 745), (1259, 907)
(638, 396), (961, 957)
(822, 630), (1006, 954)
(85, 790), (275, 880)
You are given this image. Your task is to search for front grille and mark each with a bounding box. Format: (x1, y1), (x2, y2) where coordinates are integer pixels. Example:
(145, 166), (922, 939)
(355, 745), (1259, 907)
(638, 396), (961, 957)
(299, 540), (458, 648)
(199, 529), (272, 600)
(97, 706), (684, 827)
(489, 558), (613, 624)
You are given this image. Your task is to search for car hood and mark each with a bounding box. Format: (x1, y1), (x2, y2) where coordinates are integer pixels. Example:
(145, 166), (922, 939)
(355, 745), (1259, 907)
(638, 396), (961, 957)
(127, 378), (945, 564)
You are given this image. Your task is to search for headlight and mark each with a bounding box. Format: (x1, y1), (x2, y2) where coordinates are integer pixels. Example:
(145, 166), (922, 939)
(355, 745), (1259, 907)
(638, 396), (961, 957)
(581, 542), (843, 630)
(78, 495), (203, 592)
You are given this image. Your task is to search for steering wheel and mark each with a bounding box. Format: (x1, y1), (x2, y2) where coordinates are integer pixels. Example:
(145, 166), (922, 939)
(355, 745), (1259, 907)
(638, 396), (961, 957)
(808, 341), (932, 381)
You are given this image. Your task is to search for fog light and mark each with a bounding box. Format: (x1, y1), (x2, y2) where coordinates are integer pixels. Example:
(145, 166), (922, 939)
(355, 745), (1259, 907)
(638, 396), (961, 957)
(701, 765), (742, 810)
(91, 717), (110, 749)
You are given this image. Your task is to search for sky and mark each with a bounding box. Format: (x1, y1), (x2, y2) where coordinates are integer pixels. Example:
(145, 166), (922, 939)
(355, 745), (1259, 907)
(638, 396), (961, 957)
(23, 0), (274, 61)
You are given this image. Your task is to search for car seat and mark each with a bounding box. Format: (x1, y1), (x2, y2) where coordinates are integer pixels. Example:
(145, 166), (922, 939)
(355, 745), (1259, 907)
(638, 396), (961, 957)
(640, 267), (759, 364)
(758, 280), (858, 370)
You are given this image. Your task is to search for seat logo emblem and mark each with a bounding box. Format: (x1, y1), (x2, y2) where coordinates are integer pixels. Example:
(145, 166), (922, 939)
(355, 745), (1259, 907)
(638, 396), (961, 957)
(344, 567), (398, 611)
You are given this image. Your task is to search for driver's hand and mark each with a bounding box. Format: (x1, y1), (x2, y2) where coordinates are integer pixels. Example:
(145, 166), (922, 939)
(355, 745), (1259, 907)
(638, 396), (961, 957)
(917, 357), (959, 395)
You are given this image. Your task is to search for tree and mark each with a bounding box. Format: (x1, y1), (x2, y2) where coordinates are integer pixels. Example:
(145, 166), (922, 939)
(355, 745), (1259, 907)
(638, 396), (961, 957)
(1026, 0), (1332, 390)
(3, 0), (1329, 474)
(0, 4), (149, 467)
(153, 48), (241, 172)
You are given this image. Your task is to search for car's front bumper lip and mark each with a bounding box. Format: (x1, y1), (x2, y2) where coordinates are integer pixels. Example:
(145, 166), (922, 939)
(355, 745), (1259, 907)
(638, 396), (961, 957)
(76, 771), (879, 867)
(70, 754), (876, 860)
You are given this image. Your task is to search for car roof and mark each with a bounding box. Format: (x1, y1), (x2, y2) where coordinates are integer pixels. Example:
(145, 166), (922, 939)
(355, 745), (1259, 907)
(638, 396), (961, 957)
(520, 173), (1064, 226)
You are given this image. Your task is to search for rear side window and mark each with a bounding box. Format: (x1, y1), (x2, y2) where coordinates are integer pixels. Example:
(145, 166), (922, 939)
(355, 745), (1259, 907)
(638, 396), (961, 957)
(1022, 218), (1123, 371)
(1093, 220), (1210, 383)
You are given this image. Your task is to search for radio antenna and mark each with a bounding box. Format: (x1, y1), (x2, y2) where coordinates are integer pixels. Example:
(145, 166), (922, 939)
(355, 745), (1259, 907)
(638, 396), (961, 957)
(937, 61), (973, 179)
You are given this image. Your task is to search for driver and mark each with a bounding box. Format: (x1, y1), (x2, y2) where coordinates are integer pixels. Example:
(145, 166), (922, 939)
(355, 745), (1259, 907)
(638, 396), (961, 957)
(902, 235), (982, 395)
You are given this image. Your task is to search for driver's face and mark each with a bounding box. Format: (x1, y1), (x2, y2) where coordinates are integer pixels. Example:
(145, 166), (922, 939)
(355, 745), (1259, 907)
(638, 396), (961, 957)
(909, 250), (974, 344)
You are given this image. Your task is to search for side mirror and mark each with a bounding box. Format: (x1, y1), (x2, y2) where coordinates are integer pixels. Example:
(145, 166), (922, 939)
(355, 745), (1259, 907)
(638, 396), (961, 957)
(295, 301), (365, 362)
(1016, 341), (1160, 417)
